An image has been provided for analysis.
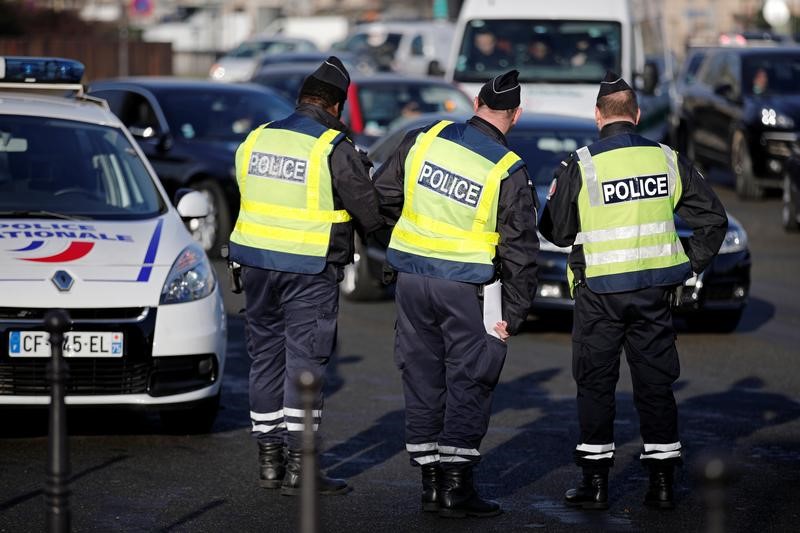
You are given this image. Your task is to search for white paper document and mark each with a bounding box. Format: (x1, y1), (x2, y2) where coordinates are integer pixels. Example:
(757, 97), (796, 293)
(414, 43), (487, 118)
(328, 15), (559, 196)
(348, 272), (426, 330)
(482, 280), (503, 339)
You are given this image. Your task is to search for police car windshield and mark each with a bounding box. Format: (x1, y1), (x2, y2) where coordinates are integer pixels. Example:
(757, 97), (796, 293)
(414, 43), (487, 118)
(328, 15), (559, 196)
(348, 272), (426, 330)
(0, 116), (165, 220)
(507, 128), (597, 184)
(157, 89), (293, 142)
(454, 19), (622, 83)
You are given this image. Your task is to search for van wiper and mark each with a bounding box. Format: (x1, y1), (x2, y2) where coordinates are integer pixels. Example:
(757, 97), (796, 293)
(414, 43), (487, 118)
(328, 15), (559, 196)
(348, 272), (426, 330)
(0, 210), (92, 221)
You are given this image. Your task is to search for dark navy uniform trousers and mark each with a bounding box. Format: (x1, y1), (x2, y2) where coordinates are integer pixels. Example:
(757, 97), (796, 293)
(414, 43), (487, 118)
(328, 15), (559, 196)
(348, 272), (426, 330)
(242, 264), (340, 450)
(572, 284), (682, 468)
(395, 272), (508, 468)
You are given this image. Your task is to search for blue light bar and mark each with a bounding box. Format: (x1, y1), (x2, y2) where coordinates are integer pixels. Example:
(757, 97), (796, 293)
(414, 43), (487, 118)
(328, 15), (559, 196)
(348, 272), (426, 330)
(0, 57), (85, 84)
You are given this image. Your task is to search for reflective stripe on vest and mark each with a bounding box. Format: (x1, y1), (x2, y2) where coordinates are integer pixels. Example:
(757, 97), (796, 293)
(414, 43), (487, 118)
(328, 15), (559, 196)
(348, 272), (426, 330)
(229, 121), (349, 260)
(573, 142), (690, 292)
(388, 120), (521, 267)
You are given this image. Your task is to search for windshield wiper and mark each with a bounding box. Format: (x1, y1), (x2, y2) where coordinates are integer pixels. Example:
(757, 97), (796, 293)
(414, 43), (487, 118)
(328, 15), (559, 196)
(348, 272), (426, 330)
(0, 210), (92, 221)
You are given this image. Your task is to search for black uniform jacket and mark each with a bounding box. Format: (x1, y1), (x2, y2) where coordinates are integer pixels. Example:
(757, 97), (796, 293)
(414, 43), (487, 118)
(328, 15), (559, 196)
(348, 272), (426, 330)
(373, 116), (540, 336)
(296, 103), (384, 266)
(539, 121), (728, 283)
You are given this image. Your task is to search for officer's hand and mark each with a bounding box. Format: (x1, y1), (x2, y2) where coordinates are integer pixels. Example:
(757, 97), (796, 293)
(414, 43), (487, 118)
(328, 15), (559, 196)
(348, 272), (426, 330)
(494, 321), (510, 342)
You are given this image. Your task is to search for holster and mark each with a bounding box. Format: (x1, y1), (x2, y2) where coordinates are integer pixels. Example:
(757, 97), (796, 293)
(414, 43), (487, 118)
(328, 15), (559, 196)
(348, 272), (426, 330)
(220, 244), (242, 294)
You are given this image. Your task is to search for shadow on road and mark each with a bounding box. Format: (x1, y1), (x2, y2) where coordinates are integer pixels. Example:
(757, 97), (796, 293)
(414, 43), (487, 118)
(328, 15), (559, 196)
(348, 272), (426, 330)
(0, 454), (129, 513)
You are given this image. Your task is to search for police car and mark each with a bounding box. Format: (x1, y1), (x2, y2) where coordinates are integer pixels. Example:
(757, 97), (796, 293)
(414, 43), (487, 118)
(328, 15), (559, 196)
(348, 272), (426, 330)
(0, 57), (226, 431)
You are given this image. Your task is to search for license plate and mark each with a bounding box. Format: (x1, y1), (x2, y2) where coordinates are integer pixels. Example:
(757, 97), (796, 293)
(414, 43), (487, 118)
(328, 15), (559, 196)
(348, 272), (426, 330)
(8, 331), (124, 358)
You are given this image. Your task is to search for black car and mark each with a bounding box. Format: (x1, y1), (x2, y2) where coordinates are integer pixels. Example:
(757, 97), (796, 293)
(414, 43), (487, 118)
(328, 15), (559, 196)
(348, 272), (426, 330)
(358, 113), (751, 331)
(251, 66), (472, 147)
(783, 151), (800, 231)
(88, 78), (294, 255)
(675, 46), (800, 199)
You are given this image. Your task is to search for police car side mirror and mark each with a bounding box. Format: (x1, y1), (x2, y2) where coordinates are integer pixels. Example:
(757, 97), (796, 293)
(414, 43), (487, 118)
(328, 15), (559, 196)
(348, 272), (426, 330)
(176, 190), (210, 218)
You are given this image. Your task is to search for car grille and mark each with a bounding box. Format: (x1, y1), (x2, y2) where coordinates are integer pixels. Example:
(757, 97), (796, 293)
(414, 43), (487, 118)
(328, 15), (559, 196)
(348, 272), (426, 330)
(0, 307), (149, 322)
(0, 358), (151, 395)
(0, 307), (158, 396)
(704, 283), (735, 301)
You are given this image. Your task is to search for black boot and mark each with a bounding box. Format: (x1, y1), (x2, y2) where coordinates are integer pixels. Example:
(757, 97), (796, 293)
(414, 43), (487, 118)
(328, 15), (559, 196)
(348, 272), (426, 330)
(564, 470), (609, 510)
(257, 442), (286, 489)
(438, 465), (502, 518)
(421, 464), (441, 512)
(280, 449), (350, 496)
(644, 465), (675, 509)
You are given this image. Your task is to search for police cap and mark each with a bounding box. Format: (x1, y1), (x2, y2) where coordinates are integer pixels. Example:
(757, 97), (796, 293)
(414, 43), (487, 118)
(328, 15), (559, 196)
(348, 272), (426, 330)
(596, 71), (633, 101)
(478, 69), (521, 110)
(306, 56), (350, 100)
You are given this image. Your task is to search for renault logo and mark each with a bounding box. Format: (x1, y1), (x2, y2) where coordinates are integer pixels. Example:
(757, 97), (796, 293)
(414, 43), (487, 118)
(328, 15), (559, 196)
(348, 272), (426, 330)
(52, 271), (74, 292)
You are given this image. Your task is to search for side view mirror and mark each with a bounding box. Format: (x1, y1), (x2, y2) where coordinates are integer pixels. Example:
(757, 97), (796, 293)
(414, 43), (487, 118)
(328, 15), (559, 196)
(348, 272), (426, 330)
(641, 61), (659, 95)
(128, 125), (158, 139)
(176, 190), (210, 218)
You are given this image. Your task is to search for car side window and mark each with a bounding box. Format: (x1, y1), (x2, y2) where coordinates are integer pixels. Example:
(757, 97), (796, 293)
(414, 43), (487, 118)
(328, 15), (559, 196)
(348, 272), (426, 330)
(118, 91), (161, 139)
(727, 53), (742, 95)
(411, 35), (425, 57)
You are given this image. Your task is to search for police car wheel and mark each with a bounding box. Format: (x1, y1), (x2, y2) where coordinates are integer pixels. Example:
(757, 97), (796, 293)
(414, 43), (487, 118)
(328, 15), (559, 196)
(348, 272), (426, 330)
(732, 130), (764, 201)
(160, 392), (220, 434)
(189, 179), (230, 258)
(782, 175), (799, 232)
(341, 236), (383, 301)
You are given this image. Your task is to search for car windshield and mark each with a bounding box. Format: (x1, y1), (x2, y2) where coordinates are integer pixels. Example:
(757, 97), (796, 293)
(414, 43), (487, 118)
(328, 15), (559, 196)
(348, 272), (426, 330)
(0, 115), (164, 219)
(507, 127), (597, 184)
(226, 40), (313, 59)
(157, 89), (293, 142)
(356, 84), (473, 137)
(454, 19), (621, 83)
(743, 54), (800, 95)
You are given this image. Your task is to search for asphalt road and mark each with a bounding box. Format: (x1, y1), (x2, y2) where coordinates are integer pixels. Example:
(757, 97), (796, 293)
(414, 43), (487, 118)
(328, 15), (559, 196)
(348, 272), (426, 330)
(1, 183), (799, 533)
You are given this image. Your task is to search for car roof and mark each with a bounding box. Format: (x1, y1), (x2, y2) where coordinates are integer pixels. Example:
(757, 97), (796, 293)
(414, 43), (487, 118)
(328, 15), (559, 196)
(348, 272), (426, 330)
(90, 77), (276, 93)
(253, 65), (460, 86)
(709, 45), (800, 56)
(393, 112), (596, 132)
(0, 91), (122, 126)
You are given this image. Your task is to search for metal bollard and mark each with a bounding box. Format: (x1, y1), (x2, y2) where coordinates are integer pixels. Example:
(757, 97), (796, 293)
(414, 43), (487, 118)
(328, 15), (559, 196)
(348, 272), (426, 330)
(298, 371), (319, 533)
(44, 309), (72, 533)
(697, 453), (734, 533)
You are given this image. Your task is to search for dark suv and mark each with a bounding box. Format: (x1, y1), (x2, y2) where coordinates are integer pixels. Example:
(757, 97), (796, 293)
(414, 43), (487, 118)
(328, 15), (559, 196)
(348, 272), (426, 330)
(675, 47), (800, 199)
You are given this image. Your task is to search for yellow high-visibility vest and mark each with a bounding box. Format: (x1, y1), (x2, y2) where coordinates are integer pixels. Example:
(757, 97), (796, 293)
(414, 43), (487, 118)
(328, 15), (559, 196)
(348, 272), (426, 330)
(387, 120), (522, 283)
(571, 140), (692, 293)
(229, 114), (350, 274)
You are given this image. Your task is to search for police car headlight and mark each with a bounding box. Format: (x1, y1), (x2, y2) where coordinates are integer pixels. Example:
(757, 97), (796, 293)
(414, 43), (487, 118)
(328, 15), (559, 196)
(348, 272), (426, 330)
(160, 245), (216, 304)
(718, 227), (748, 254)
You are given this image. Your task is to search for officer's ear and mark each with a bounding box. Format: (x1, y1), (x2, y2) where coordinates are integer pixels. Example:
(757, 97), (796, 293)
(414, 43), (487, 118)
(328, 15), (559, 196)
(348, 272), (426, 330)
(473, 96), (480, 113)
(634, 107), (641, 126)
(594, 106), (603, 130)
(511, 107), (522, 127)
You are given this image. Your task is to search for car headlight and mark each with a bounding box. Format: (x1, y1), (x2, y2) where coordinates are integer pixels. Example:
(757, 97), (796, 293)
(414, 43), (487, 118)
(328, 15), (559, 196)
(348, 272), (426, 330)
(718, 227), (748, 254)
(761, 108), (794, 129)
(160, 245), (216, 304)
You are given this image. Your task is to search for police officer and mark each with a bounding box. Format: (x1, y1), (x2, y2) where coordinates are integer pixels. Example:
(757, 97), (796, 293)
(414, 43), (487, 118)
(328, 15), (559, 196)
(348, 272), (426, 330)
(228, 56), (384, 495)
(373, 70), (539, 518)
(539, 72), (729, 510)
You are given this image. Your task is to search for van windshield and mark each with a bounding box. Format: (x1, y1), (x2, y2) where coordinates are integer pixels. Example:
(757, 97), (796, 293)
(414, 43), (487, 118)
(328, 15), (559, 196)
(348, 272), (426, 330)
(454, 19), (622, 84)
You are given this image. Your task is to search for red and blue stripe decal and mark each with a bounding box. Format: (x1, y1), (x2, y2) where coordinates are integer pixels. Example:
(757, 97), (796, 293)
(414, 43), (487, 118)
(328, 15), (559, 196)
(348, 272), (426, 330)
(135, 219), (163, 282)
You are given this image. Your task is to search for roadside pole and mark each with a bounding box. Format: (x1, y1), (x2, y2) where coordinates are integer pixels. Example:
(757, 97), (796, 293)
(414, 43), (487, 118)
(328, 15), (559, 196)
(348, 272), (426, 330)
(44, 309), (72, 533)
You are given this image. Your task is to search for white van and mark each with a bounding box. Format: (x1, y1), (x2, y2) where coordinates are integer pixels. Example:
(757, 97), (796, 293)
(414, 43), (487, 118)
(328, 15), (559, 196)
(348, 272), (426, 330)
(447, 0), (671, 139)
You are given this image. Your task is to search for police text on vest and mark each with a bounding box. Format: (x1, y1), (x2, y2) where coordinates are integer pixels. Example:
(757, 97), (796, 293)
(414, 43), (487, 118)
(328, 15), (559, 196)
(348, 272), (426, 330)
(601, 174), (669, 204)
(248, 151), (308, 184)
(417, 161), (483, 208)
